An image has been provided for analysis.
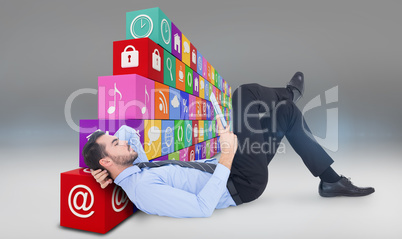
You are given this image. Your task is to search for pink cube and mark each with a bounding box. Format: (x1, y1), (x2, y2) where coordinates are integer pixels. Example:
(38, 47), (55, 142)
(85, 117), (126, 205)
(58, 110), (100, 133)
(202, 57), (207, 79)
(179, 147), (189, 161)
(98, 74), (155, 120)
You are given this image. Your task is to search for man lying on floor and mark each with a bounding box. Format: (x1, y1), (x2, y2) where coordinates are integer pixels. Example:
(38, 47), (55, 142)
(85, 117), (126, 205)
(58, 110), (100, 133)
(83, 73), (374, 218)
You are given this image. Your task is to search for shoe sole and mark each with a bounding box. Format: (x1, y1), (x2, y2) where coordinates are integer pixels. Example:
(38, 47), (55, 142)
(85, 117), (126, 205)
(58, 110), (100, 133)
(319, 191), (375, 197)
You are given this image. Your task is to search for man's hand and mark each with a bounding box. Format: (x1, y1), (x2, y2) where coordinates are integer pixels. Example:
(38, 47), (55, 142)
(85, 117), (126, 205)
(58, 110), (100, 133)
(91, 169), (113, 189)
(216, 115), (238, 170)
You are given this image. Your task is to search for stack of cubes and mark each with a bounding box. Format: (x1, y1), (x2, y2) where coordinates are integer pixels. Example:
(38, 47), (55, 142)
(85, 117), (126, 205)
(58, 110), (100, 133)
(60, 7), (232, 233)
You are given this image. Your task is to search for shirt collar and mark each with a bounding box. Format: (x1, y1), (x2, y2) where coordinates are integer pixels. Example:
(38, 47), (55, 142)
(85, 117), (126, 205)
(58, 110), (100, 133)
(114, 165), (141, 185)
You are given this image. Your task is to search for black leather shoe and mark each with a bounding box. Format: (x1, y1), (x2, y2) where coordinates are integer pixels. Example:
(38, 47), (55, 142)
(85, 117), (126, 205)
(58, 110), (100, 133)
(319, 176), (375, 197)
(286, 72), (304, 103)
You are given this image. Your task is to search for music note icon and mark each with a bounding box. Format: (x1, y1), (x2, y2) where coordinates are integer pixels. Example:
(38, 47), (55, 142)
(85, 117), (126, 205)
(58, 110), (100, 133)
(141, 84), (150, 114)
(107, 83), (122, 114)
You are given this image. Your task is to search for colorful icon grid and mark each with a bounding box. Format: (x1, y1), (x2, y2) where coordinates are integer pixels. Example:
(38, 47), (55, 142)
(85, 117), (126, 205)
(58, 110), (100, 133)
(83, 7), (233, 164)
(63, 7), (235, 234)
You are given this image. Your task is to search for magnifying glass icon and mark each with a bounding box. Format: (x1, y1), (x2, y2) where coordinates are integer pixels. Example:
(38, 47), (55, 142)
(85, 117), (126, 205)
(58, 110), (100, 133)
(166, 58), (173, 82)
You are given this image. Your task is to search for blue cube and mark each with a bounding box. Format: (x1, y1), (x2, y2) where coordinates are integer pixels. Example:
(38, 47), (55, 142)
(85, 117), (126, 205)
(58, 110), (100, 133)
(180, 91), (189, 120)
(169, 87), (181, 119)
(161, 120), (175, 155)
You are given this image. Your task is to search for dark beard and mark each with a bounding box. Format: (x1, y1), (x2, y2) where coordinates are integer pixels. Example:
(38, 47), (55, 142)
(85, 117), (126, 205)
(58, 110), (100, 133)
(111, 153), (138, 166)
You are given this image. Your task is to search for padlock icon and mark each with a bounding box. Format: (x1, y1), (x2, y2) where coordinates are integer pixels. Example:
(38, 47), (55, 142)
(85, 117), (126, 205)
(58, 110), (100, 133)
(121, 45), (139, 68)
(152, 49), (161, 72)
(192, 49), (196, 64)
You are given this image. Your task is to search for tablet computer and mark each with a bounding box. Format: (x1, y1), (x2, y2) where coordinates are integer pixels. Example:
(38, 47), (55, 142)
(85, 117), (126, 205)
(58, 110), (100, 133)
(210, 92), (228, 129)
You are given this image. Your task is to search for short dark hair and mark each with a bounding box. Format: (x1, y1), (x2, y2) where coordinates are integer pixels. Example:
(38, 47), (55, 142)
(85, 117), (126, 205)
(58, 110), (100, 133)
(83, 131), (108, 170)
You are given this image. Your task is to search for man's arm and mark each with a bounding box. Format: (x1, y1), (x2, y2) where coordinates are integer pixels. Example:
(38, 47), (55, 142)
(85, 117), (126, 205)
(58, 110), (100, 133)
(133, 164), (231, 218)
(91, 169), (113, 189)
(114, 125), (149, 163)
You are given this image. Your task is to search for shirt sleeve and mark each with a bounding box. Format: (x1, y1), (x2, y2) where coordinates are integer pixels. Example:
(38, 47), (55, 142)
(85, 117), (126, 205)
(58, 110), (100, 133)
(114, 125), (149, 163)
(133, 164), (231, 218)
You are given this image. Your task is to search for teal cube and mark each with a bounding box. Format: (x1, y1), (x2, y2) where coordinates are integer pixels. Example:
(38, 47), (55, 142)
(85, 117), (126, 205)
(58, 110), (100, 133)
(126, 7), (172, 53)
(184, 120), (192, 148)
(204, 80), (210, 101)
(207, 120), (212, 140)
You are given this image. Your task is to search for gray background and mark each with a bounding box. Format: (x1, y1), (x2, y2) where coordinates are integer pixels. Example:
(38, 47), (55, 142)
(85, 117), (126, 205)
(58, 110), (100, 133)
(1, 0), (401, 238)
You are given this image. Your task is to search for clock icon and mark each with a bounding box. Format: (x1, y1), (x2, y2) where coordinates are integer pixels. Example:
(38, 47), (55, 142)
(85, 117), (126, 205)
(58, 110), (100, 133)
(130, 14), (153, 38)
(161, 19), (171, 44)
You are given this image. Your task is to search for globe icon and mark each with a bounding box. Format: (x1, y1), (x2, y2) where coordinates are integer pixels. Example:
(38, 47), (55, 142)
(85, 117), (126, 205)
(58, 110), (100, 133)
(165, 127), (173, 147)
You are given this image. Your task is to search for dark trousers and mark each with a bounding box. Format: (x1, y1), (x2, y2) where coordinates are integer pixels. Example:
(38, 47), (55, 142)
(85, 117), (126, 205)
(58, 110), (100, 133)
(228, 83), (334, 204)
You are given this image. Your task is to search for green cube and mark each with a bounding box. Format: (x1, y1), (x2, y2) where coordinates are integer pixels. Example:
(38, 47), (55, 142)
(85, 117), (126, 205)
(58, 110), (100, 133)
(212, 120), (216, 138)
(185, 65), (193, 94)
(168, 151), (180, 161)
(206, 140), (210, 158)
(174, 120), (185, 151)
(204, 121), (208, 141)
(215, 71), (219, 88)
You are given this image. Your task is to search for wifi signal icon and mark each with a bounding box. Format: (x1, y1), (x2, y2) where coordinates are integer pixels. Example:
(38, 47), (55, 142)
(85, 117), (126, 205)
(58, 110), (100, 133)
(158, 90), (168, 114)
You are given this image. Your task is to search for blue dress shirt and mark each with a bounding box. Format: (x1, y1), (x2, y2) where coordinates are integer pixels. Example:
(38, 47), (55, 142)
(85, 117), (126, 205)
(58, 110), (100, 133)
(113, 125), (236, 218)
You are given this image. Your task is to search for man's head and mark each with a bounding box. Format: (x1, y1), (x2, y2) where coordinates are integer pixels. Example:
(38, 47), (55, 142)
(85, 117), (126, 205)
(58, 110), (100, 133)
(83, 131), (138, 172)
